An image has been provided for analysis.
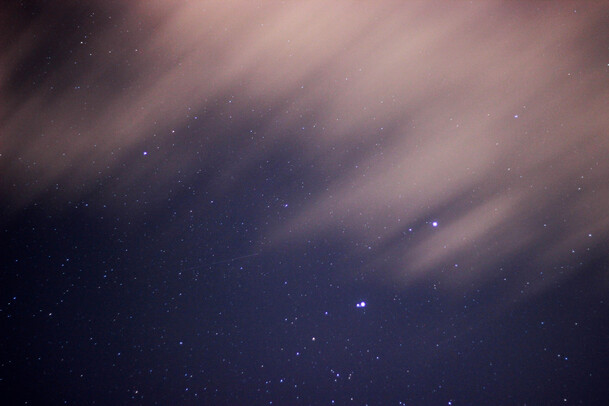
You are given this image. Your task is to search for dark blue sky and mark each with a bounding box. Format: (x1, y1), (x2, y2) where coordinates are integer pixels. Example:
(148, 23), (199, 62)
(2, 1), (609, 405)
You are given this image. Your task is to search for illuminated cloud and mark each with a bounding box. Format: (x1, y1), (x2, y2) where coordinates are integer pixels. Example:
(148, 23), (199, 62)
(2, 1), (607, 297)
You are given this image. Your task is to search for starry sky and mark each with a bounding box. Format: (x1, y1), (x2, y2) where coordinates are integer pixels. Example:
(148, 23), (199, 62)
(2, 1), (609, 405)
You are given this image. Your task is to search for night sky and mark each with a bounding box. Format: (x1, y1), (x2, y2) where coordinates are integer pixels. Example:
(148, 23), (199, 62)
(2, 1), (609, 405)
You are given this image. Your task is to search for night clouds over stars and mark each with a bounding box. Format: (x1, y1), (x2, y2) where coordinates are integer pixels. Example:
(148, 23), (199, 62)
(2, 1), (609, 404)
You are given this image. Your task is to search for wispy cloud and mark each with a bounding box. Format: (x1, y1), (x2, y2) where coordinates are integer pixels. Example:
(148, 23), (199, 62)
(2, 1), (607, 296)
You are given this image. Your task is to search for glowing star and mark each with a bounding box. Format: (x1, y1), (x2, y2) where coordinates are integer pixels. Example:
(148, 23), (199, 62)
(356, 301), (366, 308)
(432, 221), (438, 227)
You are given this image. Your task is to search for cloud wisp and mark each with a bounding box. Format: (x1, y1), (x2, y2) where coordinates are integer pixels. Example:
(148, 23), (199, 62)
(2, 1), (607, 296)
